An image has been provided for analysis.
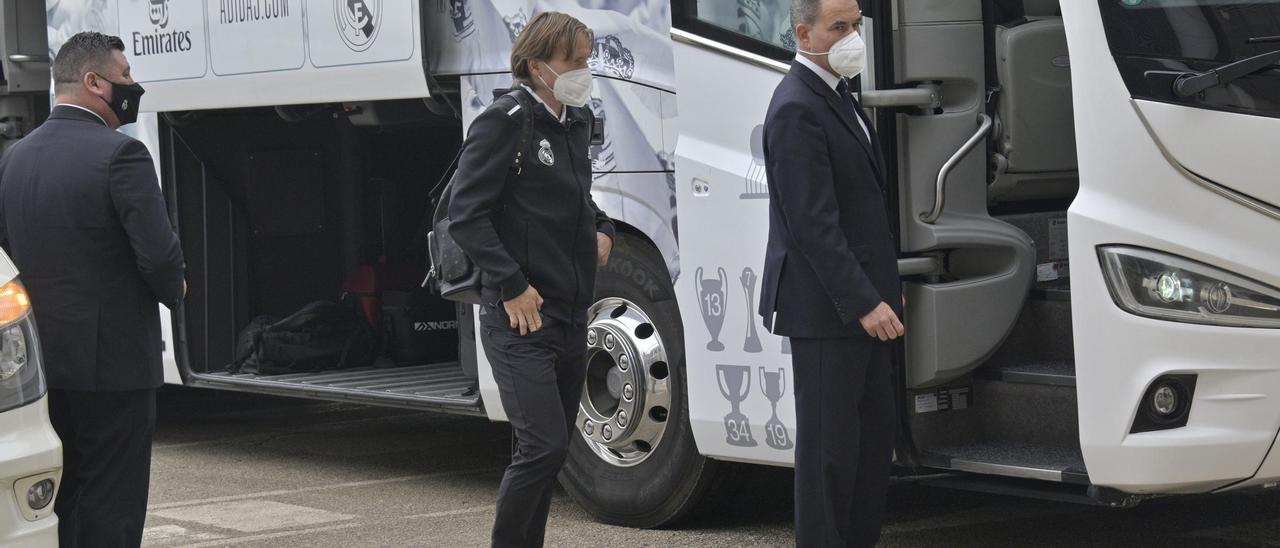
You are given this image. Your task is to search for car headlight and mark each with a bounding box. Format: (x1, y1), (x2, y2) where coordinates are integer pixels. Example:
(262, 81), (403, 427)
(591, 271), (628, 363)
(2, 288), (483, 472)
(1099, 246), (1280, 328)
(0, 279), (44, 414)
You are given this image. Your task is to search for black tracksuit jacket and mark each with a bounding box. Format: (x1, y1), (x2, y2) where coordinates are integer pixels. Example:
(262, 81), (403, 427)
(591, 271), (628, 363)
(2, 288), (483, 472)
(449, 90), (615, 325)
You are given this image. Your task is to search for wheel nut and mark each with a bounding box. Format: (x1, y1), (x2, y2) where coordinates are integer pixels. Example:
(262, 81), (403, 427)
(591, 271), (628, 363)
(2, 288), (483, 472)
(602, 424), (613, 440)
(587, 330), (598, 346)
(618, 355), (630, 371)
(623, 384), (634, 401)
(617, 411), (628, 427)
(584, 421), (594, 435)
(605, 333), (616, 350)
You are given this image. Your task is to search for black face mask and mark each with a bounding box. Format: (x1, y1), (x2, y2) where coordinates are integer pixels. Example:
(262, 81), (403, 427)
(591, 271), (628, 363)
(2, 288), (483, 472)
(94, 74), (145, 126)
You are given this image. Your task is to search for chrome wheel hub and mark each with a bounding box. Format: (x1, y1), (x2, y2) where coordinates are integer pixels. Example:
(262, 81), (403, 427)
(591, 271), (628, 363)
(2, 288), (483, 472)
(578, 297), (671, 467)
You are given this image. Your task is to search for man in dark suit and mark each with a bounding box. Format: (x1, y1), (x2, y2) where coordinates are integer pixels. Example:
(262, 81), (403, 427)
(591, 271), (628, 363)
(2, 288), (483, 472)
(758, 1), (904, 546)
(0, 32), (184, 547)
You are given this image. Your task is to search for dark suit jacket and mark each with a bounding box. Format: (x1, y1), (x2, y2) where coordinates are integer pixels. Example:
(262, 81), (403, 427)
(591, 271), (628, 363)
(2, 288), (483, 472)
(758, 62), (902, 339)
(0, 105), (185, 391)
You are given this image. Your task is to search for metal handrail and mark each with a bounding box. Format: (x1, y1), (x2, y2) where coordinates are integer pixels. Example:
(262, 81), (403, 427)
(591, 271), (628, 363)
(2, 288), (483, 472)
(920, 113), (993, 224)
(670, 29), (790, 74)
(7, 54), (49, 64)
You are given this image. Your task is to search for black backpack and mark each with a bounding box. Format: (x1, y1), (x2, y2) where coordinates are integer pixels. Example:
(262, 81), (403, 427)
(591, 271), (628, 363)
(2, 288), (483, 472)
(229, 300), (377, 375)
(425, 88), (535, 304)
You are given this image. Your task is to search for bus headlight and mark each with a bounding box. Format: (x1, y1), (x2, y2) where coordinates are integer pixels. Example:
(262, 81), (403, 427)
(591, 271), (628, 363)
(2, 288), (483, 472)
(0, 323), (28, 381)
(0, 280), (44, 414)
(1099, 247), (1280, 328)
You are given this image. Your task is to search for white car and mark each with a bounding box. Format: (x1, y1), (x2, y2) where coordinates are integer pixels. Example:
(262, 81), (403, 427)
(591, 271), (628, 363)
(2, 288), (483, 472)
(0, 249), (60, 547)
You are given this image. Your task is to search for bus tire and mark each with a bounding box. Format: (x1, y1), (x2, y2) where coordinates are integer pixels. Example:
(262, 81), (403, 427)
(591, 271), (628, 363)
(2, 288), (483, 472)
(559, 232), (719, 528)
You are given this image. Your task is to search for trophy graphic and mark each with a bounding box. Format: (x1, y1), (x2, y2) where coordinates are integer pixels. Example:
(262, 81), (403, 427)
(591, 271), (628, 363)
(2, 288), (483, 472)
(741, 125), (769, 200)
(695, 267), (729, 351)
(740, 268), (762, 353)
(760, 367), (795, 450)
(716, 364), (758, 447)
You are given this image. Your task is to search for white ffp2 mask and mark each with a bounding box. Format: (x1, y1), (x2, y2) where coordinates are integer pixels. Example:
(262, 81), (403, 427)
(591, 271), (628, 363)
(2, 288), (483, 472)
(537, 63), (594, 108)
(798, 31), (866, 79)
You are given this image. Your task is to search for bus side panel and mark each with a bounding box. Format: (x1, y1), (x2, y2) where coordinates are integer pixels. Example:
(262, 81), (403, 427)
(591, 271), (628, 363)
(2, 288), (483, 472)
(49, 1), (430, 112)
(426, 0), (676, 92)
(671, 39), (793, 467)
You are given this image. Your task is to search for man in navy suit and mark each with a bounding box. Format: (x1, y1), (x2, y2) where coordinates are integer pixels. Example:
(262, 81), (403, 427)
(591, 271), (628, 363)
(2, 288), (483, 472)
(758, 0), (904, 545)
(0, 32), (184, 547)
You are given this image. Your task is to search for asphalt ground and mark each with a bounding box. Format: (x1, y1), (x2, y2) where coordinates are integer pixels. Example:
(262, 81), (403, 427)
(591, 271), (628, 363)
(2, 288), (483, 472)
(140, 387), (1280, 547)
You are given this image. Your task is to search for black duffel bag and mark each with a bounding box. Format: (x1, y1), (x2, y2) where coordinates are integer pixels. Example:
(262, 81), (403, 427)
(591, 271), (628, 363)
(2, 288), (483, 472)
(229, 300), (377, 375)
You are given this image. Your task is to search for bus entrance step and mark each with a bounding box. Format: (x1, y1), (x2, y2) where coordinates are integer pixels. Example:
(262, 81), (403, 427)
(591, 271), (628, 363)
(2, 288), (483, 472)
(923, 440), (1089, 485)
(978, 361), (1076, 387)
(192, 362), (483, 414)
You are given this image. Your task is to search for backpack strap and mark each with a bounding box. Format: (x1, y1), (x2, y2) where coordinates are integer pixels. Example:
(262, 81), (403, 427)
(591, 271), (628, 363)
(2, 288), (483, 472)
(427, 148), (464, 205)
(413, 88), (537, 258)
(429, 88), (533, 203)
(504, 88), (535, 179)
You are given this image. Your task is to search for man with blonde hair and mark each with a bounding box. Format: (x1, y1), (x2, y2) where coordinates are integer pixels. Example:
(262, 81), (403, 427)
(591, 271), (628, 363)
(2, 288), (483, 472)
(448, 10), (614, 548)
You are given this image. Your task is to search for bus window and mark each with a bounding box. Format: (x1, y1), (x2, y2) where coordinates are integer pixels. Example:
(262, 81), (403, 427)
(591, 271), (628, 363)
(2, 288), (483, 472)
(672, 0), (795, 60)
(693, 1), (795, 50)
(1098, 0), (1280, 117)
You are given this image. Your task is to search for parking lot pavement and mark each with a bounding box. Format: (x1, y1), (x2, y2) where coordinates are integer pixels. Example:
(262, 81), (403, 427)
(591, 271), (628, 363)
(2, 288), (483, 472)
(143, 387), (1280, 547)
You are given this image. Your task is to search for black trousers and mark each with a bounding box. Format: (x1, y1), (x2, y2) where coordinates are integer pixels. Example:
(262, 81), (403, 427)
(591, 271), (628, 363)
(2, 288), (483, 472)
(791, 337), (895, 548)
(480, 314), (587, 548)
(48, 388), (156, 548)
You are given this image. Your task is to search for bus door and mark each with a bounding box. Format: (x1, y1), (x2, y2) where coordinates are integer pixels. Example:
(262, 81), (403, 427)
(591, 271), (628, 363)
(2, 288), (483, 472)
(1062, 1), (1280, 493)
(891, 2), (1037, 391)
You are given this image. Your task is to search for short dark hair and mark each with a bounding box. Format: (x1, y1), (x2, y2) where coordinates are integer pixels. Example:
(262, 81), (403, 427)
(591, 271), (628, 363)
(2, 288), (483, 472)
(52, 32), (125, 94)
(792, 0), (823, 27)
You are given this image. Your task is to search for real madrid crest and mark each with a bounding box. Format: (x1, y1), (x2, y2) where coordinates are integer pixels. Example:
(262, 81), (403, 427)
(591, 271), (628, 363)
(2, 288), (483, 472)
(538, 139), (554, 166)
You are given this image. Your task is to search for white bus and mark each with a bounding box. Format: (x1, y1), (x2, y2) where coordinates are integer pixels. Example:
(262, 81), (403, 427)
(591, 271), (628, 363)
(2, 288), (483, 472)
(4, 0), (1278, 528)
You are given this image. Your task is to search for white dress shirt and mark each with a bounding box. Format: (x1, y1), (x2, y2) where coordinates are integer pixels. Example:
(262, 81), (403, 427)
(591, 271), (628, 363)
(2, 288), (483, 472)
(520, 84), (567, 124)
(794, 54), (871, 140)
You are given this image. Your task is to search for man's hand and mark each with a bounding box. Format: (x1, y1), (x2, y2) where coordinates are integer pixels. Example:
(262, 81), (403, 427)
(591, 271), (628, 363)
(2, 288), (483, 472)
(597, 232), (613, 267)
(504, 286), (544, 336)
(859, 302), (905, 342)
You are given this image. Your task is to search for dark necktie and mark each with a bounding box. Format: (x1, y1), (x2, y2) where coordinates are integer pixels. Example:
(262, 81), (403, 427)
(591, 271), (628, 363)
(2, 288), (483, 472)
(835, 79), (881, 181)
(835, 79), (858, 119)
(835, 79), (870, 142)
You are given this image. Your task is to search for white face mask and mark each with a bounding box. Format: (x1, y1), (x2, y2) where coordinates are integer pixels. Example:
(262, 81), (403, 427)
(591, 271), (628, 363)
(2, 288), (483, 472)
(798, 31), (866, 79)
(537, 62), (594, 108)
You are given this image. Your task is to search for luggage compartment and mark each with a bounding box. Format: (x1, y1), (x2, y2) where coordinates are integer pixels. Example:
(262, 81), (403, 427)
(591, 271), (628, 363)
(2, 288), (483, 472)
(163, 102), (482, 412)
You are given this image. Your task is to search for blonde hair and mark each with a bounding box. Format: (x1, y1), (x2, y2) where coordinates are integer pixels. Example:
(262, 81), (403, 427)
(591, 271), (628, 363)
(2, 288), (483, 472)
(510, 12), (594, 86)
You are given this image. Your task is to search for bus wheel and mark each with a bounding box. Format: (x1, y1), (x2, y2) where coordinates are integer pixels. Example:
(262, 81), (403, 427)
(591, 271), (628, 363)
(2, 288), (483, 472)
(560, 234), (718, 528)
